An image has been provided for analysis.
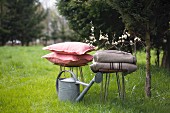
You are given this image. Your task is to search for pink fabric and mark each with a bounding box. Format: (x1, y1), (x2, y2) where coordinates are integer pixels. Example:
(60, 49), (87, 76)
(42, 42), (95, 55)
(42, 52), (93, 66)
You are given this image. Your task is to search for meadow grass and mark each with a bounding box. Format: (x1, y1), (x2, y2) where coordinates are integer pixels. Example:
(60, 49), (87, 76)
(0, 46), (170, 113)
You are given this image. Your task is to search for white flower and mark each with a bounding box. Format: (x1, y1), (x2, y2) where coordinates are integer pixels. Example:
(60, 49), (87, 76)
(130, 40), (133, 45)
(118, 40), (121, 43)
(163, 39), (167, 43)
(126, 32), (130, 37)
(93, 39), (96, 42)
(89, 36), (95, 40)
(138, 38), (141, 41)
(85, 39), (89, 43)
(134, 37), (141, 41)
(112, 41), (118, 45)
(91, 26), (94, 32)
(122, 34), (127, 39)
(99, 34), (108, 40)
(90, 40), (93, 43)
(119, 37), (122, 39)
(122, 39), (125, 43)
(134, 37), (138, 41)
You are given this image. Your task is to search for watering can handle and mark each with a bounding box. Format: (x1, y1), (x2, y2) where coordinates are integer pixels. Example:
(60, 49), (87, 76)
(56, 70), (78, 92)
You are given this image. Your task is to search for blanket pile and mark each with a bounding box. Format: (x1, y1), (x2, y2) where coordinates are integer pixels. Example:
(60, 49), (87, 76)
(90, 50), (137, 74)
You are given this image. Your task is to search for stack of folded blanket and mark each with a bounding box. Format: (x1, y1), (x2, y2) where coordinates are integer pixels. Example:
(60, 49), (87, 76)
(90, 50), (137, 74)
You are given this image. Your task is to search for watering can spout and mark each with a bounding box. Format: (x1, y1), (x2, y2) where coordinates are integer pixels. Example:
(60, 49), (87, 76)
(76, 72), (103, 102)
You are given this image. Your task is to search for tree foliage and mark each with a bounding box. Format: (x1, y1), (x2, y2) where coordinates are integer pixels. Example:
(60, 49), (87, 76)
(57, 0), (125, 45)
(108, 0), (170, 97)
(0, 0), (9, 45)
(0, 0), (47, 46)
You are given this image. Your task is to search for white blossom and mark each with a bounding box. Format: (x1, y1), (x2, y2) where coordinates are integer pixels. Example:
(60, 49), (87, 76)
(85, 38), (89, 43)
(163, 39), (167, 43)
(115, 41), (118, 45)
(93, 39), (96, 42)
(122, 39), (125, 43)
(105, 34), (108, 38)
(112, 41), (118, 45)
(89, 36), (95, 40)
(118, 40), (121, 43)
(90, 41), (93, 43)
(126, 32), (130, 37)
(122, 34), (127, 39)
(134, 37), (141, 41)
(134, 37), (138, 41)
(99, 34), (108, 40)
(130, 40), (133, 45)
(91, 26), (94, 32)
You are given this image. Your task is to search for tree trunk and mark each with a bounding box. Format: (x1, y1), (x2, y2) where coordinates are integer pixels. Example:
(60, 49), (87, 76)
(21, 39), (24, 46)
(161, 38), (170, 70)
(155, 48), (160, 66)
(145, 24), (151, 98)
(26, 41), (29, 46)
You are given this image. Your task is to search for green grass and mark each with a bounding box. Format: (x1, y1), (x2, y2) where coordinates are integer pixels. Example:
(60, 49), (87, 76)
(0, 46), (170, 113)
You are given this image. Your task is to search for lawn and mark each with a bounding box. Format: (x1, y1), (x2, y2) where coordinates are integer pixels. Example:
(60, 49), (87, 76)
(0, 46), (170, 113)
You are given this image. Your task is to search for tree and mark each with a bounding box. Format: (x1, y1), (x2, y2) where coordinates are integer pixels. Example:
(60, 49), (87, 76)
(2, 0), (46, 46)
(161, 28), (170, 69)
(0, 0), (10, 46)
(57, 0), (125, 46)
(108, 0), (170, 97)
(57, 0), (91, 41)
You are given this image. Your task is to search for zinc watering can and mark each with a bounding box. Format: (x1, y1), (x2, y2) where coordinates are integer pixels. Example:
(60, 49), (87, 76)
(56, 70), (103, 102)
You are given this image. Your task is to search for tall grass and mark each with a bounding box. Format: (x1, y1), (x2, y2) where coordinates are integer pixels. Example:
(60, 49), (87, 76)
(0, 46), (170, 113)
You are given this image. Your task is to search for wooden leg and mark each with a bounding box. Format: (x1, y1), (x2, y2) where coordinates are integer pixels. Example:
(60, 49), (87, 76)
(104, 73), (108, 102)
(122, 73), (125, 100)
(100, 75), (103, 102)
(105, 73), (110, 101)
(116, 72), (121, 98)
(79, 67), (84, 83)
(79, 67), (85, 89)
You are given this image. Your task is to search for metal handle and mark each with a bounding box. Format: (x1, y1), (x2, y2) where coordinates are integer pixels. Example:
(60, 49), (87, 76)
(56, 70), (78, 92)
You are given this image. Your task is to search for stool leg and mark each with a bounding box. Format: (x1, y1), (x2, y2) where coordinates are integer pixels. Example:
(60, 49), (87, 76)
(76, 67), (78, 78)
(69, 67), (73, 78)
(104, 73), (108, 101)
(122, 73), (125, 100)
(79, 67), (85, 89)
(60, 66), (62, 71)
(116, 72), (121, 98)
(79, 67), (84, 82)
(100, 75), (103, 102)
(105, 73), (110, 101)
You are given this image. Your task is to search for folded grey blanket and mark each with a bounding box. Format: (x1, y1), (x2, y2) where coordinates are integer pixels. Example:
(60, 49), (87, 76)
(90, 62), (137, 74)
(93, 50), (136, 64)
